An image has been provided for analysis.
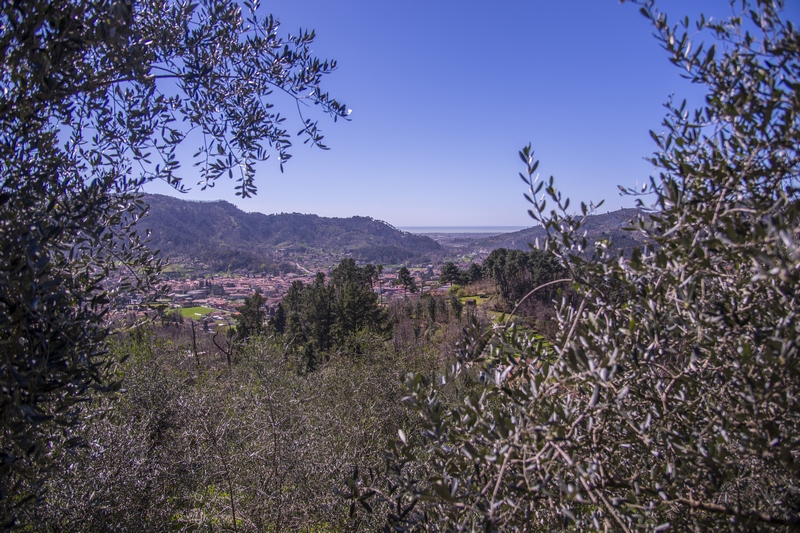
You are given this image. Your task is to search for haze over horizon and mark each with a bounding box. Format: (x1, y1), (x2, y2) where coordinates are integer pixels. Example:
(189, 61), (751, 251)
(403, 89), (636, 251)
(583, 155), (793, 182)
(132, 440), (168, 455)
(143, 0), (799, 227)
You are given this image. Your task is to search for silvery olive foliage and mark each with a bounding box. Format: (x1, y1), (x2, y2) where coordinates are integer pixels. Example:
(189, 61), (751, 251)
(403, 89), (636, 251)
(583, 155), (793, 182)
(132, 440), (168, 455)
(347, 1), (800, 530)
(34, 329), (413, 531)
(0, 0), (347, 522)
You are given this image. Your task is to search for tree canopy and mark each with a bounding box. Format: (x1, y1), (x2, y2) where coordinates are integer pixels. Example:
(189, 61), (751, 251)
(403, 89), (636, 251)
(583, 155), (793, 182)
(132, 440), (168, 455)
(440, 262), (463, 286)
(235, 290), (267, 340)
(482, 247), (565, 310)
(276, 259), (389, 369)
(394, 266), (418, 294)
(1, 0), (347, 520)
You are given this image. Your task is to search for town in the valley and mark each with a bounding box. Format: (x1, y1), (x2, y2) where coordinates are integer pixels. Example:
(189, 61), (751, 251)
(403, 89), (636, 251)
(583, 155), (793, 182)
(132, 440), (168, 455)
(116, 258), (462, 330)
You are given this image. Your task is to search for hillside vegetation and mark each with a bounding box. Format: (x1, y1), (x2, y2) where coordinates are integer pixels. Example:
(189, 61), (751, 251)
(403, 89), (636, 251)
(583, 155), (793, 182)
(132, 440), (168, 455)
(475, 207), (650, 254)
(140, 194), (443, 269)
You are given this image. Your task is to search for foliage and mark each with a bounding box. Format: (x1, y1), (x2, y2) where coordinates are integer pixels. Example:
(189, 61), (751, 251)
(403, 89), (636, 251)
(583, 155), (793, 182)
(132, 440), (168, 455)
(440, 262), (464, 285)
(275, 259), (389, 368)
(0, 0), (347, 521)
(449, 294), (464, 323)
(235, 290), (267, 339)
(465, 263), (484, 284)
(349, 1), (800, 530)
(440, 261), (484, 287)
(22, 326), (418, 531)
(140, 194), (443, 270)
(482, 247), (566, 312)
(394, 266), (418, 294)
(162, 308), (185, 325)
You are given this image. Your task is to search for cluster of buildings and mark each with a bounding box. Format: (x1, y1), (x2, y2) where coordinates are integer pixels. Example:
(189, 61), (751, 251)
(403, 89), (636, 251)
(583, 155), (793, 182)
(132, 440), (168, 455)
(166, 272), (310, 314)
(161, 264), (451, 317)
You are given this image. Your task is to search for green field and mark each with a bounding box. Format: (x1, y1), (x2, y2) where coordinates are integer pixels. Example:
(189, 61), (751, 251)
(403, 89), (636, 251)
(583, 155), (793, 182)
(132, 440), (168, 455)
(179, 306), (216, 318)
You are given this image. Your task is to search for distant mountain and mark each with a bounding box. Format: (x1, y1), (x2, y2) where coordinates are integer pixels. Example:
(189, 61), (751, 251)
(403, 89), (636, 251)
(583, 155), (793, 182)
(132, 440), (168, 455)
(138, 194), (443, 270)
(474, 208), (651, 253)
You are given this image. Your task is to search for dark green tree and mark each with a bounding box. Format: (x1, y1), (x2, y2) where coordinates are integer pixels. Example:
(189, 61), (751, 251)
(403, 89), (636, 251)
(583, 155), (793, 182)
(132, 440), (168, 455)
(330, 259), (386, 346)
(482, 247), (565, 310)
(235, 290), (267, 339)
(162, 308), (185, 326)
(277, 260), (389, 364)
(269, 302), (287, 335)
(424, 295), (437, 324)
(362, 263), (383, 290)
(0, 0), (347, 519)
(440, 262), (463, 285)
(449, 294), (464, 322)
(481, 248), (511, 299)
(394, 266), (417, 294)
(281, 280), (309, 348)
(465, 262), (483, 284)
(305, 273), (334, 355)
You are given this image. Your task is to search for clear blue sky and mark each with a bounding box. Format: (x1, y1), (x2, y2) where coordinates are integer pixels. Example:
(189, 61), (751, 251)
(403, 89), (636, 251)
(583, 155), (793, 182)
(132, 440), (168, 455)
(144, 0), (798, 227)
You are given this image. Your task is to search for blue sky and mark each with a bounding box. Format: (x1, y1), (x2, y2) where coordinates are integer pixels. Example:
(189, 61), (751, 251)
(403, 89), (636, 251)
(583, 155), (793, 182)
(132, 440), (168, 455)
(144, 0), (798, 227)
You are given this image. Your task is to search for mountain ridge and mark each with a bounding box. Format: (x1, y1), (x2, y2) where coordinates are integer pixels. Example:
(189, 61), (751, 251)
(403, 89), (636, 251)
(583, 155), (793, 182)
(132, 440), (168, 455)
(138, 194), (444, 270)
(473, 208), (651, 252)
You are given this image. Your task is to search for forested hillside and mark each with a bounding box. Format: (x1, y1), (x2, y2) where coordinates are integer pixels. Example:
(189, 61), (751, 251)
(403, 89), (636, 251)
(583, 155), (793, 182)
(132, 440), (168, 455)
(140, 194), (443, 268)
(475, 207), (650, 253)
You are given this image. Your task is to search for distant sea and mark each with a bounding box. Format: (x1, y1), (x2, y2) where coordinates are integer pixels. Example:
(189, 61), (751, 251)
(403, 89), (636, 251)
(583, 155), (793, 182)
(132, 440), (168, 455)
(399, 226), (529, 234)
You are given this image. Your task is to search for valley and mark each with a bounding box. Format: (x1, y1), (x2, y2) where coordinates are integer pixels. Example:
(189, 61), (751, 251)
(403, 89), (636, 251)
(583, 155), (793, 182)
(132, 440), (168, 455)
(133, 195), (648, 329)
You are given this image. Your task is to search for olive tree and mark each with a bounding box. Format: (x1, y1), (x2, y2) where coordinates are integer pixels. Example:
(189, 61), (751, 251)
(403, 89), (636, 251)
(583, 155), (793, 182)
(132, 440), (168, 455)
(0, 0), (347, 521)
(348, 1), (800, 530)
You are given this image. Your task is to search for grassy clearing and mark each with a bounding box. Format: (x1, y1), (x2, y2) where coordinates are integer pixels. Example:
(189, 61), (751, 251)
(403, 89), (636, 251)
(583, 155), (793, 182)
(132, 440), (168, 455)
(179, 306), (216, 318)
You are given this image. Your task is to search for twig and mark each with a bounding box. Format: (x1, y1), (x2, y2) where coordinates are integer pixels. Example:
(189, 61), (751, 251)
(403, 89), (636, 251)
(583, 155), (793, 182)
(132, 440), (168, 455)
(504, 278), (572, 328)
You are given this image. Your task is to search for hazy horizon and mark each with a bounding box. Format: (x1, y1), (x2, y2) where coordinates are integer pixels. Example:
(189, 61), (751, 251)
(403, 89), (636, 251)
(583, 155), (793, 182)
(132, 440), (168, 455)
(398, 226), (529, 234)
